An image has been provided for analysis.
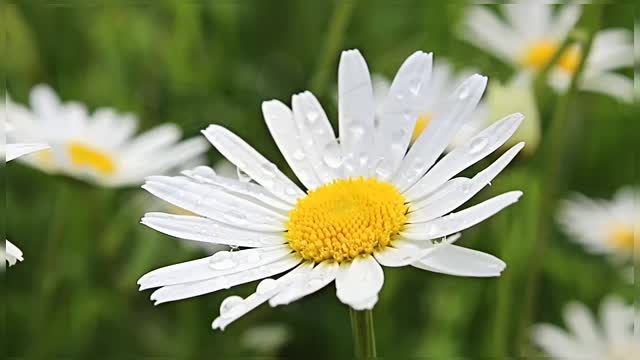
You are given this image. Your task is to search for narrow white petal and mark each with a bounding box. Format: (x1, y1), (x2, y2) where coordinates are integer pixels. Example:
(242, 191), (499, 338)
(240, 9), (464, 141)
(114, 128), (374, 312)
(532, 324), (588, 359)
(548, 4), (581, 41)
(292, 91), (341, 183)
(6, 143), (49, 162)
(182, 166), (293, 211)
(269, 261), (339, 306)
(5, 240), (24, 266)
(412, 245), (505, 277)
(402, 191), (523, 240)
(338, 49), (375, 178)
(600, 296), (632, 345)
(138, 245), (292, 290)
(563, 302), (604, 347)
(263, 100), (322, 189)
(373, 51), (433, 181)
(392, 74), (488, 192)
(143, 176), (286, 231)
(463, 7), (520, 64)
(404, 113), (524, 201)
(123, 124), (181, 155)
(504, 3), (550, 41)
(141, 212), (286, 247)
(202, 125), (305, 204)
(151, 253), (301, 305)
(409, 142), (525, 221)
(29, 84), (61, 120)
(373, 245), (439, 268)
(580, 72), (633, 103)
(335, 256), (384, 310)
(212, 261), (310, 330)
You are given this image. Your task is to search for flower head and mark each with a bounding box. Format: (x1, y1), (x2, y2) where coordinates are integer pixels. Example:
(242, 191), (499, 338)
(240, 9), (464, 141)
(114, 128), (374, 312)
(139, 50), (525, 330)
(462, 2), (634, 102)
(4, 85), (208, 187)
(533, 296), (638, 360)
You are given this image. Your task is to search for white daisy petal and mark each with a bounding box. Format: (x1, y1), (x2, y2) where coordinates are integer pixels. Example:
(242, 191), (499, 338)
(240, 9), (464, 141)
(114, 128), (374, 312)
(291, 91), (341, 183)
(151, 253), (301, 305)
(412, 244), (505, 277)
(402, 191), (523, 240)
(5, 240), (24, 266)
(463, 6), (521, 63)
(601, 296), (632, 344)
(143, 176), (286, 231)
(335, 256), (384, 310)
(373, 51), (433, 181)
(392, 74), (488, 192)
(409, 142), (525, 221)
(138, 245), (292, 290)
(6, 143), (49, 162)
(123, 124), (182, 155)
(548, 4), (581, 41)
(263, 100), (322, 189)
(212, 261), (310, 330)
(202, 125), (305, 204)
(269, 261), (339, 307)
(90, 108), (138, 147)
(532, 324), (587, 359)
(181, 166), (293, 211)
(373, 245), (440, 268)
(29, 84), (61, 121)
(580, 72), (634, 103)
(141, 212), (287, 247)
(504, 3), (550, 41)
(404, 113), (524, 201)
(338, 49), (375, 178)
(563, 302), (604, 347)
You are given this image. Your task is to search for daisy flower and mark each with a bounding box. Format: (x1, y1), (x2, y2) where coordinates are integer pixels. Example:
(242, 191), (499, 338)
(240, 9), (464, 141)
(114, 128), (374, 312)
(371, 59), (488, 147)
(532, 296), (638, 360)
(4, 85), (208, 187)
(138, 50), (525, 330)
(557, 187), (638, 262)
(462, 2), (634, 102)
(2, 123), (48, 268)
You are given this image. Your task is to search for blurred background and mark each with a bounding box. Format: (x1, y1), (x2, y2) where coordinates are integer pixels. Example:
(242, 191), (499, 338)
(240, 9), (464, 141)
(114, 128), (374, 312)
(2, 0), (637, 358)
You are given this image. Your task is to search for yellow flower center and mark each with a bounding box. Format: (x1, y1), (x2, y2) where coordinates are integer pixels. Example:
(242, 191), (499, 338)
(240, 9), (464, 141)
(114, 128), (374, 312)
(67, 142), (116, 176)
(521, 40), (582, 75)
(609, 225), (636, 251)
(286, 178), (408, 263)
(411, 113), (431, 144)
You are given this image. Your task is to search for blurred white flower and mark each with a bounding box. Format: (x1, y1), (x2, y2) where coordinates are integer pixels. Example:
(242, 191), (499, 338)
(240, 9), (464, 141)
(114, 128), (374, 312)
(371, 59), (488, 147)
(138, 50), (525, 330)
(462, 2), (634, 102)
(558, 187), (638, 262)
(3, 85), (208, 187)
(3, 240), (24, 269)
(533, 296), (638, 360)
(241, 323), (290, 354)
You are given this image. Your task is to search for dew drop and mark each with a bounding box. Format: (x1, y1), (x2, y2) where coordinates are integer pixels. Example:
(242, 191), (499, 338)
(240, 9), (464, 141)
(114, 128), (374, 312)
(256, 278), (278, 294)
(261, 163), (278, 177)
(219, 295), (244, 315)
(306, 111), (319, 124)
(468, 137), (488, 155)
(209, 251), (237, 270)
(292, 149), (306, 161)
(236, 167), (251, 183)
(193, 166), (216, 178)
(458, 88), (471, 100)
(323, 142), (343, 169)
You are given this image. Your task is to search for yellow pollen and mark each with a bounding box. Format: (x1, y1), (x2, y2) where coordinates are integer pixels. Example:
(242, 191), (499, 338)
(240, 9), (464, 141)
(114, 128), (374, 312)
(67, 142), (116, 176)
(609, 225), (635, 251)
(521, 40), (582, 74)
(286, 178), (408, 263)
(411, 113), (431, 144)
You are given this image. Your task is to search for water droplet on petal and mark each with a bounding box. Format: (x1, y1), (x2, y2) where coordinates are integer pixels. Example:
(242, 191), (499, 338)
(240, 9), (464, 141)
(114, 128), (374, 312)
(323, 142), (343, 169)
(306, 111), (318, 124)
(256, 278), (278, 294)
(292, 149), (306, 160)
(348, 123), (366, 139)
(468, 137), (488, 155)
(236, 167), (251, 182)
(219, 295), (244, 315)
(209, 251), (237, 270)
(193, 166), (216, 177)
(261, 163), (278, 178)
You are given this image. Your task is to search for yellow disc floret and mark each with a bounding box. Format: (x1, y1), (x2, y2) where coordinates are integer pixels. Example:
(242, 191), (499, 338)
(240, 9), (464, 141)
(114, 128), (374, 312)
(67, 142), (116, 176)
(286, 178), (408, 263)
(521, 40), (582, 75)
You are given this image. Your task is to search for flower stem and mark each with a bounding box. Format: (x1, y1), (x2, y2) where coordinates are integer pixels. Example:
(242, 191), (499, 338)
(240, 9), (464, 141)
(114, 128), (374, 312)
(518, 3), (603, 354)
(310, 0), (357, 96)
(349, 308), (377, 359)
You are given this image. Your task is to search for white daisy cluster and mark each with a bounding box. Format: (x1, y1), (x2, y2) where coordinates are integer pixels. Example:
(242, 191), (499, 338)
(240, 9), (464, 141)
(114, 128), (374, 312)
(139, 49), (526, 330)
(4, 85), (208, 187)
(463, 1), (634, 102)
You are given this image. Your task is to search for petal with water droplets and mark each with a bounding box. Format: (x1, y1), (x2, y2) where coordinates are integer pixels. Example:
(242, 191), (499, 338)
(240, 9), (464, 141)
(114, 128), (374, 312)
(412, 245), (505, 277)
(335, 255), (383, 310)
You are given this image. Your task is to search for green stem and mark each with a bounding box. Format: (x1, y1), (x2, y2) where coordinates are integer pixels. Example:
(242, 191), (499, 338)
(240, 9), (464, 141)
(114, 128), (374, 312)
(518, 4), (603, 354)
(349, 308), (377, 359)
(310, 0), (357, 96)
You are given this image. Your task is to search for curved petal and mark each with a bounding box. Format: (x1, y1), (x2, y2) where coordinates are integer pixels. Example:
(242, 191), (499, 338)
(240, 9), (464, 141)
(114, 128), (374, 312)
(141, 212), (286, 247)
(548, 4), (581, 41)
(504, 3), (550, 41)
(202, 125), (305, 204)
(5, 240), (24, 266)
(123, 124), (181, 155)
(269, 261), (339, 306)
(138, 245), (292, 290)
(292, 91), (341, 183)
(563, 302), (604, 347)
(212, 261), (310, 330)
(402, 191), (523, 240)
(580, 72), (633, 103)
(6, 143), (49, 162)
(373, 51), (433, 181)
(150, 253), (301, 305)
(338, 49), (375, 178)
(404, 113), (524, 201)
(412, 245), (505, 277)
(263, 100), (322, 190)
(409, 142), (525, 221)
(143, 176), (286, 231)
(335, 256), (384, 310)
(373, 245), (438, 268)
(391, 74), (488, 192)
(532, 324), (587, 359)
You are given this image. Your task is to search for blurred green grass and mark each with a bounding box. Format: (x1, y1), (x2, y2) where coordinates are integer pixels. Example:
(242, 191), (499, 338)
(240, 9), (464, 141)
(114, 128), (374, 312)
(2, 1), (638, 359)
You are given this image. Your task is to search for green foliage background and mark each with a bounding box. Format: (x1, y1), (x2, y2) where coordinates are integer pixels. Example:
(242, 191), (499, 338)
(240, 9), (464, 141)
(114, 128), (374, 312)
(2, 1), (638, 359)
